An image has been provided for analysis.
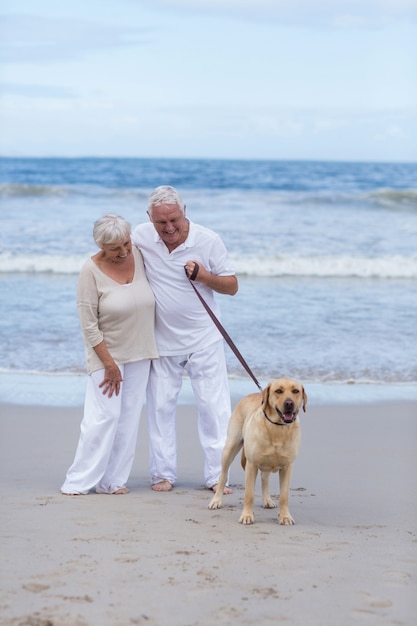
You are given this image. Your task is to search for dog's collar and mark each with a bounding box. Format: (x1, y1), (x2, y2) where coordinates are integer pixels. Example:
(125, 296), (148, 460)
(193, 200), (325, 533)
(263, 409), (294, 426)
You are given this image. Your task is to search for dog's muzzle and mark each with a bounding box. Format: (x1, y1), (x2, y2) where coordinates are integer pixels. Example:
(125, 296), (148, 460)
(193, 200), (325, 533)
(277, 401), (297, 424)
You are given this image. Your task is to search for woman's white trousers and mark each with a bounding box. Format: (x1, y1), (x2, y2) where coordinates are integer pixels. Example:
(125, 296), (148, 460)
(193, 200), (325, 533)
(61, 360), (150, 494)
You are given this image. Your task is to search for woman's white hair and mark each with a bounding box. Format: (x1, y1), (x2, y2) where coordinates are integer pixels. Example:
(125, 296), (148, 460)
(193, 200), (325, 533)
(148, 185), (185, 216)
(93, 214), (131, 248)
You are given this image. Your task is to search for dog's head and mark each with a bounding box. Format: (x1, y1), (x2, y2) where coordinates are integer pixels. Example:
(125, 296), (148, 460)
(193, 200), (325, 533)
(261, 378), (307, 424)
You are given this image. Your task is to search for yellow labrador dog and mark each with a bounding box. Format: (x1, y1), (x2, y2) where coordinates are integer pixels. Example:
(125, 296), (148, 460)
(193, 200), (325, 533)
(209, 378), (307, 525)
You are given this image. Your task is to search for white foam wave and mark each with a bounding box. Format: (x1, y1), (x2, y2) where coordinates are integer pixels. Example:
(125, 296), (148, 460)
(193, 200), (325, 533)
(0, 253), (86, 274)
(231, 254), (417, 279)
(1, 252), (416, 279)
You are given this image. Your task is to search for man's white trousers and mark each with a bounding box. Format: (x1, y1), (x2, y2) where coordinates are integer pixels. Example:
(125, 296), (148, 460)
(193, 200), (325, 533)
(146, 340), (231, 488)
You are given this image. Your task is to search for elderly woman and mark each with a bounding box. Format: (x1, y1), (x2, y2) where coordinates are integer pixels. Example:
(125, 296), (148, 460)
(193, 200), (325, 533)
(61, 214), (158, 495)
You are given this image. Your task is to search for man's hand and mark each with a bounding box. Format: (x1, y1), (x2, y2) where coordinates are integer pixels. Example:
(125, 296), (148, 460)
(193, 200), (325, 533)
(184, 261), (200, 281)
(185, 260), (238, 295)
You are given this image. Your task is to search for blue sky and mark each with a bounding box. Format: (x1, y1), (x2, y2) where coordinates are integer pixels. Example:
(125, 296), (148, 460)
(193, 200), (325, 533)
(1, 0), (416, 161)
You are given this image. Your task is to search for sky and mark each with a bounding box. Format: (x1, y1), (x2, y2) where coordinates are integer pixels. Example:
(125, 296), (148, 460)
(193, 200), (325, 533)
(0, 0), (416, 162)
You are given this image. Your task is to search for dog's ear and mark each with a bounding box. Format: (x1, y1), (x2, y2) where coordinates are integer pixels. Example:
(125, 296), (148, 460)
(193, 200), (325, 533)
(261, 383), (271, 407)
(302, 386), (308, 412)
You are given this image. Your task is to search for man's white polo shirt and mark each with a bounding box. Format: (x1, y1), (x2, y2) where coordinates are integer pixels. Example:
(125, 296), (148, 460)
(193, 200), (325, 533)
(132, 220), (235, 356)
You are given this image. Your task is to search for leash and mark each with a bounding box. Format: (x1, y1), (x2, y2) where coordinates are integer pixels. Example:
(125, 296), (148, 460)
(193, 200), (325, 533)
(185, 263), (262, 391)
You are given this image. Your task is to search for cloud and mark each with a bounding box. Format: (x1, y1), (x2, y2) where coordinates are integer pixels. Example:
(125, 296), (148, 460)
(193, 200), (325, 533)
(374, 124), (406, 141)
(1, 98), (414, 159)
(135, 0), (417, 27)
(0, 83), (75, 98)
(0, 14), (151, 63)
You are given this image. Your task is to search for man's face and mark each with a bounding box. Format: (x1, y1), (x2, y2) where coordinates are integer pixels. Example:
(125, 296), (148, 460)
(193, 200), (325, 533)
(148, 203), (188, 251)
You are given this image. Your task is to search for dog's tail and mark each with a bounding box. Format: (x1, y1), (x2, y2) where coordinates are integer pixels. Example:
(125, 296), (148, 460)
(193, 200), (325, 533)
(241, 449), (247, 470)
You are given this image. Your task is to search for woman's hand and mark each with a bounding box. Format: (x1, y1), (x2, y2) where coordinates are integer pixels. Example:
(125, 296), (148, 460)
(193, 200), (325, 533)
(99, 362), (123, 398)
(92, 340), (123, 398)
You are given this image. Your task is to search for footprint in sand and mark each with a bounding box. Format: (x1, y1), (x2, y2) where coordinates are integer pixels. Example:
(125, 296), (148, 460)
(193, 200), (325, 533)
(22, 583), (50, 593)
(383, 570), (412, 583)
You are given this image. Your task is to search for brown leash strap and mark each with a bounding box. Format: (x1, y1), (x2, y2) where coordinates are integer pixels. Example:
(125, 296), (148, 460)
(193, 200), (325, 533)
(185, 264), (262, 391)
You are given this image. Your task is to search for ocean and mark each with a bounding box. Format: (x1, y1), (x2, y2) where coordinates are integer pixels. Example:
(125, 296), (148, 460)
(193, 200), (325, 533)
(1, 157), (416, 406)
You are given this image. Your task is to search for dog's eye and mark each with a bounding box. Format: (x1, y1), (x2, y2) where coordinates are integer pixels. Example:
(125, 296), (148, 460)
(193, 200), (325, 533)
(292, 389), (299, 394)
(275, 389), (283, 395)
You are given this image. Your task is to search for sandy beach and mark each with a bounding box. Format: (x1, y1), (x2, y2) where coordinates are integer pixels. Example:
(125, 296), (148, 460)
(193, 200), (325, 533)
(1, 397), (416, 626)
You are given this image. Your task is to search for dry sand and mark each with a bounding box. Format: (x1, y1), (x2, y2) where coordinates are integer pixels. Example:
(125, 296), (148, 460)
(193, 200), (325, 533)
(0, 398), (416, 626)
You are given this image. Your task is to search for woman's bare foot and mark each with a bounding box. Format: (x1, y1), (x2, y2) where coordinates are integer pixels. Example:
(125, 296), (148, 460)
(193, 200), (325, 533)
(211, 484), (233, 495)
(151, 480), (173, 492)
(112, 487), (130, 495)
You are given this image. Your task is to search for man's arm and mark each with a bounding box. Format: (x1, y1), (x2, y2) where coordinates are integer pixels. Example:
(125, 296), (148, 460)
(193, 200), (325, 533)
(185, 260), (238, 295)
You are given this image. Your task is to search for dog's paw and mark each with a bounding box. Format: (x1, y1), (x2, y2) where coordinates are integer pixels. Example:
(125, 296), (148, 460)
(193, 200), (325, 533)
(208, 498), (222, 510)
(263, 497), (276, 509)
(279, 513), (295, 525)
(239, 512), (255, 525)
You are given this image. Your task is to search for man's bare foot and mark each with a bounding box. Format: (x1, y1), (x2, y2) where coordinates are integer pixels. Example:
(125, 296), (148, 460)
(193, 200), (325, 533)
(152, 480), (173, 492)
(113, 487), (130, 495)
(211, 484), (233, 495)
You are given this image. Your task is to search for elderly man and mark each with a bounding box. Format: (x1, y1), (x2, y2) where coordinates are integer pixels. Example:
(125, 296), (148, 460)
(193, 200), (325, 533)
(132, 185), (238, 492)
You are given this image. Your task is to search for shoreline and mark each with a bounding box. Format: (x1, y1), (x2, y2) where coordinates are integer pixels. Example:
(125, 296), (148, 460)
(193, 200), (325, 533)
(1, 371), (417, 408)
(1, 399), (416, 625)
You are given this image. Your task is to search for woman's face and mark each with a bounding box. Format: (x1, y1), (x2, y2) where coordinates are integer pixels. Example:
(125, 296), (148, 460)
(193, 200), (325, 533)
(101, 236), (132, 263)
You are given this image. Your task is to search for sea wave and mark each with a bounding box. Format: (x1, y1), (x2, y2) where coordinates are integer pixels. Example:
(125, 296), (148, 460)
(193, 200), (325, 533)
(0, 183), (68, 197)
(1, 182), (417, 208)
(1, 252), (416, 279)
(368, 188), (417, 209)
(0, 182), (148, 200)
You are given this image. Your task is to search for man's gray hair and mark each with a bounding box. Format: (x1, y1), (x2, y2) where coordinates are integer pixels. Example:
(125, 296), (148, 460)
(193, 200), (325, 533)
(93, 214), (131, 248)
(148, 186), (185, 216)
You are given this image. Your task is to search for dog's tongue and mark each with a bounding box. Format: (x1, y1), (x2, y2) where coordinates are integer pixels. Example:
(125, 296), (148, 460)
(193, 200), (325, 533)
(283, 412), (294, 423)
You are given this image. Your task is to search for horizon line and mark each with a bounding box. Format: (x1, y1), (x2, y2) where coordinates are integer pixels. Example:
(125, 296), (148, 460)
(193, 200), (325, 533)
(1, 155), (416, 165)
